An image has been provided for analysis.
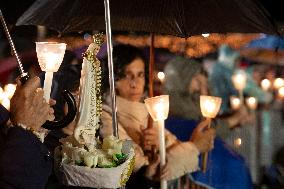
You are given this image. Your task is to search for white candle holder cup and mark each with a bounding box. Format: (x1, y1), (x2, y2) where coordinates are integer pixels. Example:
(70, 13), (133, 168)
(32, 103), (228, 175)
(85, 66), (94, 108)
(200, 95), (222, 119)
(144, 95), (169, 121)
(36, 42), (66, 101)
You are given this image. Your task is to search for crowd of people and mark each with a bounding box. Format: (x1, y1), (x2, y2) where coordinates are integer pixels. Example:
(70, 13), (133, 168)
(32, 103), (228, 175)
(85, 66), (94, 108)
(0, 41), (283, 189)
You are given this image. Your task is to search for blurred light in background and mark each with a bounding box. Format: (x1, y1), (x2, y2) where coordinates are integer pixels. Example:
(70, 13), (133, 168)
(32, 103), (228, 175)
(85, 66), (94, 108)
(273, 78), (284, 89)
(157, 71), (165, 82)
(261, 79), (271, 91)
(246, 97), (258, 110)
(278, 87), (284, 98)
(234, 137), (242, 147)
(202, 33), (210, 38)
(230, 96), (241, 110)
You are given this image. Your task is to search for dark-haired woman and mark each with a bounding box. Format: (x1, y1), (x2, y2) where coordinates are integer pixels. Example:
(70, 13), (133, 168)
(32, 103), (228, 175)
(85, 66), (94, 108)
(100, 44), (215, 188)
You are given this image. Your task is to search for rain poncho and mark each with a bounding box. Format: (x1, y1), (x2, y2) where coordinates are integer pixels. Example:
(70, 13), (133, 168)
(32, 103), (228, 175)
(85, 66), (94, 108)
(208, 45), (239, 114)
(163, 56), (202, 120)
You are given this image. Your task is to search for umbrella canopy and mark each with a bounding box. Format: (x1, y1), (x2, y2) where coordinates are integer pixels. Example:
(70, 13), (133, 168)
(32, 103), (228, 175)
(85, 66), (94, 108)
(240, 35), (284, 65)
(16, 0), (279, 37)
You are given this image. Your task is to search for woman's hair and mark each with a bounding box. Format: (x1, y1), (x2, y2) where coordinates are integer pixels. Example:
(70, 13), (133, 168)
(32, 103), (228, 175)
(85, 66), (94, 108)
(101, 44), (148, 93)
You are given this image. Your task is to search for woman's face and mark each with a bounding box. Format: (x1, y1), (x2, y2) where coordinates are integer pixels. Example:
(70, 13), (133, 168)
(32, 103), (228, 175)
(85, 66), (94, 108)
(116, 58), (145, 102)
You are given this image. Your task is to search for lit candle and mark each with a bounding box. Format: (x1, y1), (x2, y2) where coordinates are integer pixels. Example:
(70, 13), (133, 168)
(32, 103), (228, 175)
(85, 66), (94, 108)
(232, 70), (247, 91)
(273, 78), (284, 89)
(230, 96), (241, 110)
(200, 95), (222, 172)
(157, 71), (165, 82)
(232, 70), (247, 103)
(234, 138), (242, 147)
(144, 95), (169, 189)
(36, 42), (66, 101)
(200, 95), (222, 119)
(246, 97), (258, 110)
(278, 87), (284, 98)
(261, 79), (271, 91)
(4, 84), (16, 99)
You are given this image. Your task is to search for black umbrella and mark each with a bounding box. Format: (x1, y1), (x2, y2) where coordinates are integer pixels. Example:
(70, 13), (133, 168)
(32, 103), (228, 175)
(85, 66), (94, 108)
(16, 0), (280, 37)
(15, 0), (283, 176)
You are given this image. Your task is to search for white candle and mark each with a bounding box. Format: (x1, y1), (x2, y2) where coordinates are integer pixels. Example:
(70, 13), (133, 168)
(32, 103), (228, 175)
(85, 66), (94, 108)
(232, 70), (247, 91)
(199, 95), (222, 172)
(232, 70), (247, 103)
(36, 42), (66, 101)
(230, 96), (241, 110)
(43, 72), (53, 101)
(261, 79), (271, 91)
(158, 119), (167, 189)
(144, 95), (169, 189)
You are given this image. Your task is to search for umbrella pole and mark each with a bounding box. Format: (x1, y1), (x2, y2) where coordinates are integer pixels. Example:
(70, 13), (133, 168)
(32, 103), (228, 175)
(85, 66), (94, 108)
(104, 0), (118, 138)
(146, 34), (157, 159)
(149, 33), (155, 97)
(147, 34), (155, 131)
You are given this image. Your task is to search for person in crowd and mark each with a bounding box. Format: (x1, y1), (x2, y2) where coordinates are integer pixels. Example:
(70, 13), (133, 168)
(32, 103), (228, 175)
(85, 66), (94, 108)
(163, 56), (254, 189)
(209, 45), (272, 115)
(208, 45), (240, 115)
(99, 44), (216, 188)
(0, 76), (55, 189)
(261, 146), (284, 189)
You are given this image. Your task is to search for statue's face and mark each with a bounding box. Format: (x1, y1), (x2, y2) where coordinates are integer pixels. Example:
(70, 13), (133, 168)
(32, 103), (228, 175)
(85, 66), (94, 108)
(115, 58), (145, 102)
(94, 45), (100, 54)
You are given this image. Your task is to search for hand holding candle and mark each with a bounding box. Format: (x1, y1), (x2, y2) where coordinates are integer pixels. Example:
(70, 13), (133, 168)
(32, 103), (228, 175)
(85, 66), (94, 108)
(144, 95), (169, 189)
(200, 95), (222, 172)
(36, 42), (66, 101)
